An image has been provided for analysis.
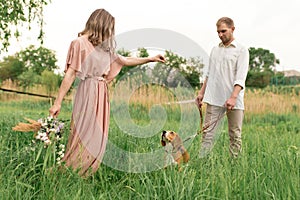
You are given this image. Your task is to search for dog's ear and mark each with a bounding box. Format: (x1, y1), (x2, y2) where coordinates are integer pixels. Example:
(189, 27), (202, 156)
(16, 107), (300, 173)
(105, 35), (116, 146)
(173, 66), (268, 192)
(161, 140), (166, 146)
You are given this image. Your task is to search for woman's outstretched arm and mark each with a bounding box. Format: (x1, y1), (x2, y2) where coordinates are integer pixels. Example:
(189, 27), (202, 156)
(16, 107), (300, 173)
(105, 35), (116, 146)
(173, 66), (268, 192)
(122, 54), (165, 66)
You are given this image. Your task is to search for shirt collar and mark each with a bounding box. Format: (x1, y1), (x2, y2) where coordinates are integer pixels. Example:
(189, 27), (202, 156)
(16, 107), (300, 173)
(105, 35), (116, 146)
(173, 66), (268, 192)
(219, 40), (237, 48)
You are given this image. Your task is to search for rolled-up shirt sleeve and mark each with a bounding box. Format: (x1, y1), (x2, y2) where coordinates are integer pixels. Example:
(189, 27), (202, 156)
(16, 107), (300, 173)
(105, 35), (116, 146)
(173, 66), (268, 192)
(234, 47), (249, 89)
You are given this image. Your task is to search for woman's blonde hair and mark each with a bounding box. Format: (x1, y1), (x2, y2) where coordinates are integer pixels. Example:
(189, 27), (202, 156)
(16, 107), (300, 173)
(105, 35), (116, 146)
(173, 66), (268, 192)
(79, 9), (116, 51)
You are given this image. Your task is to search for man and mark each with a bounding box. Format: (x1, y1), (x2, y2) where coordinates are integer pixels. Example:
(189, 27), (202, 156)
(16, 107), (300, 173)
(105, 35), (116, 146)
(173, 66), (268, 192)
(196, 17), (249, 157)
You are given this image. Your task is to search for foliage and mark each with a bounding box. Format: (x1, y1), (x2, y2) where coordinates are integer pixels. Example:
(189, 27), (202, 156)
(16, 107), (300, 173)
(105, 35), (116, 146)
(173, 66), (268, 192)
(0, 45), (59, 92)
(41, 70), (60, 96)
(181, 56), (203, 88)
(0, 55), (25, 82)
(152, 50), (185, 87)
(137, 47), (149, 58)
(271, 72), (300, 86)
(0, 0), (51, 52)
(115, 48), (133, 82)
(0, 45), (58, 82)
(270, 71), (286, 85)
(246, 70), (274, 88)
(17, 45), (58, 75)
(17, 69), (41, 90)
(246, 47), (280, 88)
(152, 50), (203, 88)
(248, 47), (280, 72)
(115, 47), (152, 85)
(115, 48), (204, 88)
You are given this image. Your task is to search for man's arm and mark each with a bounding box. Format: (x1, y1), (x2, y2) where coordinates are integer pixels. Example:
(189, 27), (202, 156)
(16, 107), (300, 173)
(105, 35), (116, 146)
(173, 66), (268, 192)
(225, 84), (242, 110)
(196, 78), (208, 108)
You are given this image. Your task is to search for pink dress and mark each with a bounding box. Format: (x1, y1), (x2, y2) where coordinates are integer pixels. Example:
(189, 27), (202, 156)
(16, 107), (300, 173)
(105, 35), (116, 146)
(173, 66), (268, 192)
(61, 36), (125, 175)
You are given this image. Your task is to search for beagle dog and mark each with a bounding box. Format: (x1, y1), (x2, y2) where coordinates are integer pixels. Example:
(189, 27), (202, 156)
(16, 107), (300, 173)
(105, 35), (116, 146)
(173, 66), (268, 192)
(161, 130), (190, 171)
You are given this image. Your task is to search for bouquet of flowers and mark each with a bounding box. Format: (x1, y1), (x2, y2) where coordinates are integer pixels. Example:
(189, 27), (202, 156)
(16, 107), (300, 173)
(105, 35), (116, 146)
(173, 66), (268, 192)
(12, 116), (66, 165)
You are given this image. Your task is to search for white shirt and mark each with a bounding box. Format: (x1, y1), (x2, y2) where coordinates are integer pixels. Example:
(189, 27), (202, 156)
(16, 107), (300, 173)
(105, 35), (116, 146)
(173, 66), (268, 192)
(203, 40), (249, 110)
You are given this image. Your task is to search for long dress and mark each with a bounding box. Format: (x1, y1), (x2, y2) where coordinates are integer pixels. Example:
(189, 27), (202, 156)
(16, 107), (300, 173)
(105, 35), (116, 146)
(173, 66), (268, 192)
(61, 36), (125, 175)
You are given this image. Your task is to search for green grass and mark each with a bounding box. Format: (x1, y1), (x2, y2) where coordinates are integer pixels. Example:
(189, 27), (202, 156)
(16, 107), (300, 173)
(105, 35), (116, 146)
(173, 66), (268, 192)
(0, 100), (299, 199)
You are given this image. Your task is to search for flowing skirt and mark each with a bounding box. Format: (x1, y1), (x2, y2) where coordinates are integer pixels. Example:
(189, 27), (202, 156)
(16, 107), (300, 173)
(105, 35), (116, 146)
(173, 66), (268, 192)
(62, 78), (109, 176)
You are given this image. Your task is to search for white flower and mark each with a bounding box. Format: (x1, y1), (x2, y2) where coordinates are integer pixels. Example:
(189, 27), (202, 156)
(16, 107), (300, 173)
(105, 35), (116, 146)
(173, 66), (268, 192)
(44, 139), (51, 145)
(49, 128), (56, 133)
(41, 135), (48, 141)
(29, 116), (65, 165)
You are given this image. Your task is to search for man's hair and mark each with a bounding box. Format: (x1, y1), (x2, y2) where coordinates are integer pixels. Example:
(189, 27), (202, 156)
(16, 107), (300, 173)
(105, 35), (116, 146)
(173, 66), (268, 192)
(216, 17), (234, 28)
(78, 9), (115, 51)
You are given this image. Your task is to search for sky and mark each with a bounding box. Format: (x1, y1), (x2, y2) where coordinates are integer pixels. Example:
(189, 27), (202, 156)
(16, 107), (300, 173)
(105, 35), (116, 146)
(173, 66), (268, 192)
(4, 0), (300, 72)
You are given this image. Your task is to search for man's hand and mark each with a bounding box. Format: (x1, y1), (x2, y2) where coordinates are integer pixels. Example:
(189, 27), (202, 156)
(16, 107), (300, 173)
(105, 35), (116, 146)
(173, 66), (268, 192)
(225, 85), (242, 110)
(225, 97), (237, 110)
(195, 93), (204, 109)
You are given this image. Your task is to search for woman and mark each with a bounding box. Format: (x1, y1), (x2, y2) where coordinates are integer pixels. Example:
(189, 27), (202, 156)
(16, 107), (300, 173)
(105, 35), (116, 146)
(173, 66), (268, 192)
(49, 8), (165, 176)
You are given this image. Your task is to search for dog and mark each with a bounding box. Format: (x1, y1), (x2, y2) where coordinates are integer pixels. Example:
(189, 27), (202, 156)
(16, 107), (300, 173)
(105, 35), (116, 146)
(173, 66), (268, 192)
(161, 130), (190, 171)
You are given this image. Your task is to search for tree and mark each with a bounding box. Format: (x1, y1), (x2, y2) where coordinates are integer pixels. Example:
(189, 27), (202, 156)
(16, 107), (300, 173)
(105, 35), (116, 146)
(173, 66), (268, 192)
(114, 48), (204, 88)
(246, 70), (273, 88)
(249, 47), (280, 72)
(114, 48), (132, 82)
(17, 69), (40, 90)
(270, 71), (286, 86)
(0, 0), (50, 52)
(0, 45), (58, 90)
(115, 48), (150, 82)
(17, 45), (58, 75)
(41, 70), (60, 96)
(246, 47), (280, 88)
(0, 55), (25, 82)
(182, 56), (204, 88)
(152, 50), (186, 87)
(137, 47), (149, 58)
(152, 50), (203, 88)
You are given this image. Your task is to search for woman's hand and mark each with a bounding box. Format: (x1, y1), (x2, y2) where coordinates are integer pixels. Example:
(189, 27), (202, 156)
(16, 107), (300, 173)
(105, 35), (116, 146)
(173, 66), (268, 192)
(48, 67), (76, 118)
(150, 54), (165, 63)
(49, 103), (61, 118)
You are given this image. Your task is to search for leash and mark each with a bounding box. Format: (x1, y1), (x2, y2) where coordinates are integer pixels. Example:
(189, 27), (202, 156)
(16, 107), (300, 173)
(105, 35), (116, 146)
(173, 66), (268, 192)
(161, 99), (227, 143)
(182, 104), (227, 144)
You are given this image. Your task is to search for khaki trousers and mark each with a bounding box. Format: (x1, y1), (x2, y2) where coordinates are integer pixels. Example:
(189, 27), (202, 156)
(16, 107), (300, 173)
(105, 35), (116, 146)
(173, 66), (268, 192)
(200, 104), (244, 157)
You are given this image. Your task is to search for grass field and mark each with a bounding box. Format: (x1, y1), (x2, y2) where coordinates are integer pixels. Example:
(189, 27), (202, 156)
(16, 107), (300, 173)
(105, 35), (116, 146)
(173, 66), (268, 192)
(0, 87), (299, 199)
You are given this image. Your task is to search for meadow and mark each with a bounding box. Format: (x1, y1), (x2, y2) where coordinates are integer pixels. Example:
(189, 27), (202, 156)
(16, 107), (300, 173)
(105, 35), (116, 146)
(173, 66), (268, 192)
(0, 85), (299, 200)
